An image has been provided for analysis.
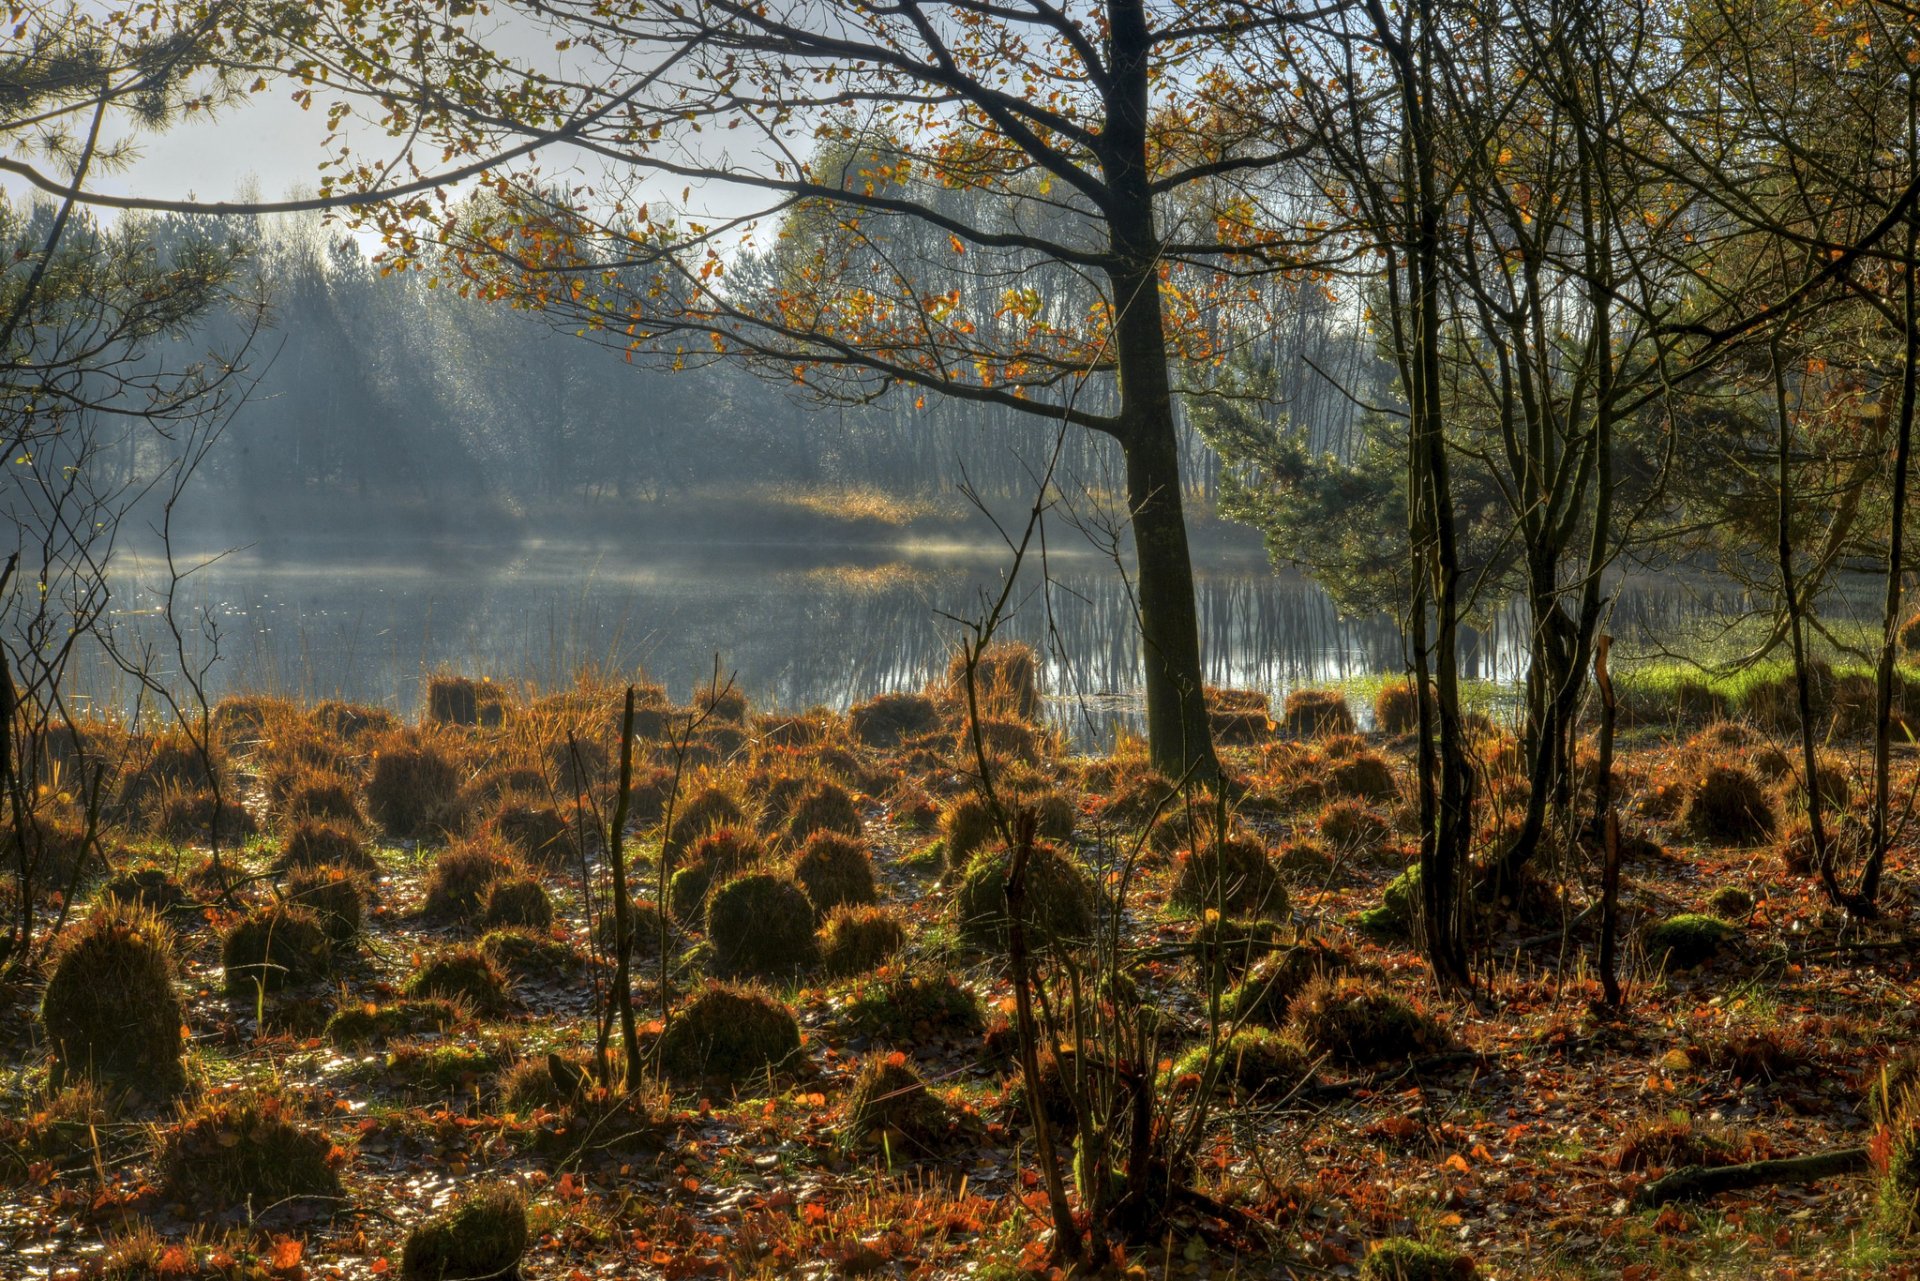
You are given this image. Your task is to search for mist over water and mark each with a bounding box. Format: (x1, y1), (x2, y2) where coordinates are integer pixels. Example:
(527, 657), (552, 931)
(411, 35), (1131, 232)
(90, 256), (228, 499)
(78, 534), (1766, 747)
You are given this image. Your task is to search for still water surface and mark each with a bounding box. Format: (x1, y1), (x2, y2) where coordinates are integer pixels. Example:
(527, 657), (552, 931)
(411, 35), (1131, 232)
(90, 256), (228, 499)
(87, 537), (1762, 746)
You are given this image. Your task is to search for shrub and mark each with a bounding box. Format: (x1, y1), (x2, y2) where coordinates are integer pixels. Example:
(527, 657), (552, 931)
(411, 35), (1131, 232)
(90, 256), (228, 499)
(955, 841), (1094, 951)
(479, 928), (581, 981)
(1282, 688), (1355, 739)
(1360, 1238), (1475, 1281)
(1170, 835), (1286, 918)
(425, 673), (509, 727)
(41, 901), (184, 1095)
(786, 778), (864, 844)
(1220, 941), (1356, 1025)
(1173, 1028), (1313, 1098)
(842, 1055), (949, 1146)
(481, 876), (554, 931)
(707, 872), (819, 978)
(157, 1093), (344, 1214)
(222, 904), (332, 993)
(655, 983), (802, 1086)
(367, 733), (466, 839)
(405, 945), (512, 1014)
(846, 970), (983, 1042)
(849, 692), (942, 747)
(1323, 753), (1399, 803)
(1288, 977), (1454, 1067)
(422, 839), (521, 922)
(401, 1183), (529, 1280)
(1373, 683), (1431, 735)
(488, 800), (572, 868)
(283, 865), (367, 945)
(818, 905), (907, 976)
(1684, 764), (1776, 846)
(791, 831), (879, 914)
(279, 818), (378, 875)
(324, 999), (460, 1047)
(1644, 912), (1737, 969)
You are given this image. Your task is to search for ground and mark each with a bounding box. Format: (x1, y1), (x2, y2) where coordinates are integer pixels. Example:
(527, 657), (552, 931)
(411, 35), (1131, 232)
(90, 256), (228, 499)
(1, 671), (1917, 1280)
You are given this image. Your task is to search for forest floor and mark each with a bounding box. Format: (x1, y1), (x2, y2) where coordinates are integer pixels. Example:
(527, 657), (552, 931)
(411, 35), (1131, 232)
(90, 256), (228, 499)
(2, 671), (1918, 1281)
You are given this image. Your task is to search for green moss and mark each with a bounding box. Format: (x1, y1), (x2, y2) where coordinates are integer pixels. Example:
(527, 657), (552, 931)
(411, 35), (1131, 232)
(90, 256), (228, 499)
(41, 900), (185, 1095)
(401, 1183), (529, 1280)
(383, 1042), (510, 1095)
(706, 871), (820, 978)
(1173, 1028), (1314, 1097)
(655, 983), (802, 1087)
(1219, 941), (1355, 1025)
(222, 904), (332, 993)
(1360, 1237), (1474, 1280)
(479, 928), (581, 980)
(1706, 885), (1754, 920)
(1644, 912), (1738, 970)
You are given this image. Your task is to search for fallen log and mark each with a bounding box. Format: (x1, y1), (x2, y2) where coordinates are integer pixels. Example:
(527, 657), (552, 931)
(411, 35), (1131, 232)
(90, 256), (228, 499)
(1632, 1147), (1871, 1209)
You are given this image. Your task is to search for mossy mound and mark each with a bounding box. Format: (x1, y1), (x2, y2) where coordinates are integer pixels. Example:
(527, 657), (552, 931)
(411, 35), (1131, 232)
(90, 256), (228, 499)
(99, 867), (188, 916)
(1189, 916), (1290, 987)
(667, 826), (766, 919)
(401, 1183), (529, 1280)
(283, 865), (368, 945)
(847, 970), (984, 1042)
(487, 801), (572, 867)
(665, 786), (746, 855)
(154, 788), (258, 844)
(1174, 1028), (1314, 1097)
(1644, 912), (1738, 970)
(1220, 941), (1357, 1025)
(481, 876), (554, 930)
(421, 839), (521, 922)
(479, 928), (582, 981)
(1288, 977), (1454, 1068)
(156, 1093), (343, 1214)
(222, 904), (332, 993)
(849, 692), (942, 747)
(1360, 1238), (1475, 1281)
(324, 998), (461, 1047)
(1169, 835), (1286, 918)
(382, 1042), (509, 1096)
(1706, 885), (1754, 920)
(405, 945), (512, 1014)
(955, 841), (1094, 951)
(785, 778), (864, 846)
(655, 983), (803, 1086)
(791, 831), (879, 914)
(818, 905), (907, 976)
(1357, 864), (1421, 938)
(1323, 752), (1399, 803)
(366, 732), (467, 839)
(706, 872), (819, 978)
(841, 1055), (950, 1147)
(1317, 799), (1392, 850)
(939, 794), (1000, 870)
(1282, 688), (1355, 738)
(279, 818), (378, 875)
(1684, 764), (1776, 846)
(41, 900), (185, 1095)
(280, 771), (364, 826)
(595, 897), (675, 961)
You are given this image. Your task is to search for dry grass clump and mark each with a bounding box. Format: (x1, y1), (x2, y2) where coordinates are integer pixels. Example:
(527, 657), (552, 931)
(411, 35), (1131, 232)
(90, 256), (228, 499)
(422, 837), (523, 922)
(115, 729), (219, 816)
(405, 944), (512, 1013)
(595, 897), (675, 961)
(401, 1183), (529, 1281)
(1173, 1028), (1314, 1099)
(664, 784), (746, 854)
(842, 1054), (950, 1147)
(939, 794), (1000, 871)
(1373, 682), (1433, 735)
(324, 998), (460, 1047)
(481, 875), (554, 930)
(785, 777), (864, 844)
(1220, 941), (1357, 1025)
(791, 831), (879, 913)
(955, 841), (1093, 951)
(1169, 834), (1285, 918)
(655, 982), (802, 1086)
(366, 730), (468, 839)
(156, 1091), (344, 1214)
(1282, 688), (1355, 739)
(818, 905), (907, 976)
(706, 871), (820, 978)
(278, 817), (378, 875)
(310, 699), (400, 741)
(486, 798), (572, 867)
(478, 927), (581, 980)
(944, 641), (1043, 721)
(850, 691), (942, 747)
(1358, 1238), (1476, 1281)
(1683, 763), (1777, 846)
(283, 865), (367, 945)
(42, 900), (184, 1095)
(1612, 1115), (1734, 1172)
(154, 787), (258, 844)
(846, 970), (984, 1042)
(1207, 686), (1273, 743)
(1316, 799), (1392, 851)
(222, 904), (332, 993)
(668, 826), (767, 920)
(99, 866), (188, 916)
(1288, 976), (1454, 1067)
(695, 685), (751, 723)
(425, 672), (510, 727)
(279, 769), (365, 826)
(1323, 752), (1399, 803)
